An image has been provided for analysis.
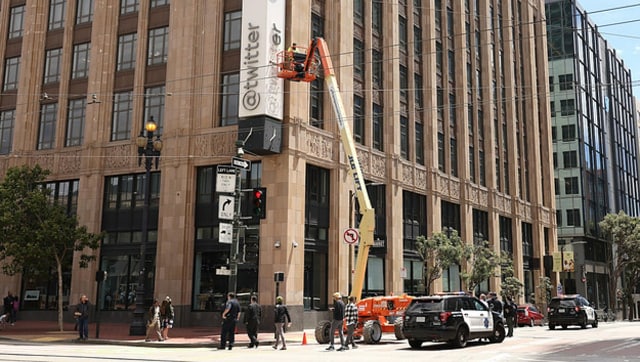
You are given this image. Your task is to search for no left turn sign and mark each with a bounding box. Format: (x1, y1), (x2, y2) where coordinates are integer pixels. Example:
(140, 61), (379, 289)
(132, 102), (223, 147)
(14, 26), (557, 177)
(343, 228), (360, 245)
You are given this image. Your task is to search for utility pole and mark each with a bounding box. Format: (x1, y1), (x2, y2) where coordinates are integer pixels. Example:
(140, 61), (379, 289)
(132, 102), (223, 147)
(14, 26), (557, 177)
(228, 140), (246, 294)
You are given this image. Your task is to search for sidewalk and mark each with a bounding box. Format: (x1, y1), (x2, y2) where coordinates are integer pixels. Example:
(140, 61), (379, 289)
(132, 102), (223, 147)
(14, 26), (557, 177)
(0, 320), (313, 348)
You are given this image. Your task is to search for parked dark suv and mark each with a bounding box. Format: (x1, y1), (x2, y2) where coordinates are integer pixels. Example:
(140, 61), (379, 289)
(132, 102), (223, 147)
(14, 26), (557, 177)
(547, 294), (598, 330)
(402, 293), (506, 348)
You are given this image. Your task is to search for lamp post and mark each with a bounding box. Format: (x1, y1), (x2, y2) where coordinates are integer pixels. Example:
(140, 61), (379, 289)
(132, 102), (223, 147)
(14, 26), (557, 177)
(129, 116), (162, 335)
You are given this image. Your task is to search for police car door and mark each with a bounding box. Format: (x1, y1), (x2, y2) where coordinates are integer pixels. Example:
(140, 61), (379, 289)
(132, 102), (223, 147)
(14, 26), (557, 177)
(470, 297), (493, 333)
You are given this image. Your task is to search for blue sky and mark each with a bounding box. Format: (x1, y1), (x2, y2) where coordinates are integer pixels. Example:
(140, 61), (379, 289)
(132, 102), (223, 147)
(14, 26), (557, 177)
(577, 1), (640, 92)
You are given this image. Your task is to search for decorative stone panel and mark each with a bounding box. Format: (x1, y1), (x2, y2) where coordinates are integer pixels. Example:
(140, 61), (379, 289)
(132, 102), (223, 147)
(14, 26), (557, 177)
(105, 144), (135, 170)
(415, 168), (427, 189)
(371, 153), (385, 178)
(59, 150), (82, 175)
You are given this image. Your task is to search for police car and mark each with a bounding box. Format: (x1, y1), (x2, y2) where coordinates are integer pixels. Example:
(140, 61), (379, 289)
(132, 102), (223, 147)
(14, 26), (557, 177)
(547, 294), (598, 330)
(402, 292), (506, 348)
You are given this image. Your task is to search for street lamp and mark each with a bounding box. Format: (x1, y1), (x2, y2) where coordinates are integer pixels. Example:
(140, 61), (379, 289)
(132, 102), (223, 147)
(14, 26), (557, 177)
(129, 117), (162, 335)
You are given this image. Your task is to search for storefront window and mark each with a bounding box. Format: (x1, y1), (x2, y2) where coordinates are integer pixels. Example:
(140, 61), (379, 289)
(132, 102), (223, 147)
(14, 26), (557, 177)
(98, 253), (154, 311)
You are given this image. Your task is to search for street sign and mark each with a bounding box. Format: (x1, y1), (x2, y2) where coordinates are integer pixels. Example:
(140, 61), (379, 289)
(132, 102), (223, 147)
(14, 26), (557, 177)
(216, 165), (236, 193)
(218, 195), (235, 220)
(232, 157), (251, 170)
(343, 228), (360, 245)
(219, 222), (233, 244)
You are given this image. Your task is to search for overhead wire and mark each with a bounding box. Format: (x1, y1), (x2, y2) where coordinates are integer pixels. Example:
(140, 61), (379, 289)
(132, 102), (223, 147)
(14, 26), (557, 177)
(1, 1), (639, 160)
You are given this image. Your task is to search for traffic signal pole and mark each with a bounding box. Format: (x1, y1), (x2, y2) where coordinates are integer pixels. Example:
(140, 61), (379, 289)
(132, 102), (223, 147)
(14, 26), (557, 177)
(228, 140), (245, 295)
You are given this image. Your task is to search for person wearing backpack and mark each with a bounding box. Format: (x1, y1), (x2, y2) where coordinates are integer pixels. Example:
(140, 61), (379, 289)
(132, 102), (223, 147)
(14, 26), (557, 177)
(504, 296), (517, 337)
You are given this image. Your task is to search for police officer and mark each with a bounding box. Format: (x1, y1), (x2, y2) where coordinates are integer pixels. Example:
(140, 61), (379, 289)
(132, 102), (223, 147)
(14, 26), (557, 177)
(219, 292), (241, 350)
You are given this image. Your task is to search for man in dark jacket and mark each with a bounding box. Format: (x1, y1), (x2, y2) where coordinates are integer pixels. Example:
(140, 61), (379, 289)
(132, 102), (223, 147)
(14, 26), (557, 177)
(326, 292), (346, 351)
(504, 296), (518, 337)
(74, 294), (90, 341)
(243, 295), (261, 348)
(219, 292), (241, 350)
(3, 292), (14, 325)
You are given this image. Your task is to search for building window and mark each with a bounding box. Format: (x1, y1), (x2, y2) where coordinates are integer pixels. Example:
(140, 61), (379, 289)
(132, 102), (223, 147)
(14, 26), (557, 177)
(3, 57), (20, 91)
(310, 79), (324, 128)
(438, 132), (445, 171)
(560, 99), (575, 116)
(65, 99), (85, 147)
(38, 103), (58, 150)
(400, 116), (409, 159)
(559, 74), (573, 90)
(353, 38), (364, 79)
(414, 73), (423, 109)
(373, 103), (384, 151)
(0, 110), (15, 154)
(144, 86), (166, 134)
(8, 5), (25, 39)
(400, 66), (408, 104)
(450, 138), (458, 177)
(402, 191), (427, 251)
(563, 150), (578, 168)
(150, 0), (169, 7)
(44, 48), (63, 84)
(220, 73), (239, 126)
(111, 91), (133, 141)
(72, 43), (91, 79)
(553, 152), (558, 168)
(117, 33), (137, 71)
(311, 12), (324, 38)
(48, 0), (66, 30)
(223, 11), (242, 51)
(399, 16), (408, 53)
(549, 76), (554, 92)
(120, 0), (139, 14)
(354, 0), (364, 24)
(353, 95), (364, 144)
(372, 1), (382, 33)
(567, 209), (581, 226)
(550, 101), (555, 117)
(564, 177), (579, 194)
(414, 25), (422, 60)
(372, 50), (382, 88)
(556, 210), (562, 227)
(148, 27), (169, 65)
(416, 122), (424, 165)
(561, 124), (576, 141)
(76, 0), (94, 24)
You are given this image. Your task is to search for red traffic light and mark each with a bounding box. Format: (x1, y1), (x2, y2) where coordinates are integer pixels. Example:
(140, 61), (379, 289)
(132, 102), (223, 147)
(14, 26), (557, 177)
(253, 189), (263, 199)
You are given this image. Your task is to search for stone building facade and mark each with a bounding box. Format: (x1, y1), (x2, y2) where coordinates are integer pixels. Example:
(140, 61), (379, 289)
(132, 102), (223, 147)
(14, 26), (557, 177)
(0, 0), (555, 328)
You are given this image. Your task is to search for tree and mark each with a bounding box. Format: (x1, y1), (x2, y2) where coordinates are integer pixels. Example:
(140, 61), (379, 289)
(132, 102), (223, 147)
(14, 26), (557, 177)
(415, 230), (465, 294)
(599, 211), (640, 319)
(0, 165), (102, 331)
(499, 253), (524, 299)
(460, 240), (502, 294)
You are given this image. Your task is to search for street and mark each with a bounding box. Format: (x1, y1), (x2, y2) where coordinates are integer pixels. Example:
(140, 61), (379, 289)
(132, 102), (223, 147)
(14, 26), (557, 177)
(0, 321), (638, 362)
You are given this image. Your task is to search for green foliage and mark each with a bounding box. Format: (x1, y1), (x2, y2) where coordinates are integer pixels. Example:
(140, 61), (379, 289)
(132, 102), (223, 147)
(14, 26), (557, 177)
(599, 211), (640, 318)
(460, 240), (502, 293)
(415, 230), (465, 294)
(0, 165), (102, 331)
(499, 253), (523, 299)
(537, 276), (553, 305)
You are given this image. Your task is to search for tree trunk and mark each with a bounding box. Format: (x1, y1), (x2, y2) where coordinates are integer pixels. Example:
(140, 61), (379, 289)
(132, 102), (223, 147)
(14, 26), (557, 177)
(56, 258), (64, 332)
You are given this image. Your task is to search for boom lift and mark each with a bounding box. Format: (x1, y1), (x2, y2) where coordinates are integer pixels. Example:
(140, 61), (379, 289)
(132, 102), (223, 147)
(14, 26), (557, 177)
(277, 38), (412, 344)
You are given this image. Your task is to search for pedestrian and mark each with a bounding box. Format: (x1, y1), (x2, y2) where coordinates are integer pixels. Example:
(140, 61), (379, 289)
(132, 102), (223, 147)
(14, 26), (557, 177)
(3, 292), (14, 325)
(11, 295), (19, 324)
(273, 295), (291, 350)
(344, 295), (358, 349)
(244, 295), (261, 348)
(219, 292), (241, 350)
(74, 294), (90, 341)
(479, 293), (489, 309)
(145, 299), (163, 342)
(504, 296), (517, 337)
(161, 296), (174, 340)
(326, 292), (346, 351)
(487, 292), (503, 315)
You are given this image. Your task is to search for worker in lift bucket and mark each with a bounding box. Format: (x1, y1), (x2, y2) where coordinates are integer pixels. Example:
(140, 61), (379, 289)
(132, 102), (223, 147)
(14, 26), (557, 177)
(287, 43), (306, 73)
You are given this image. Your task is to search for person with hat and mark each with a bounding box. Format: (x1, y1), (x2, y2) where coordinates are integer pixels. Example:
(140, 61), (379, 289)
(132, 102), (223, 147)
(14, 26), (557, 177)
(273, 296), (291, 350)
(161, 296), (175, 340)
(326, 292), (346, 351)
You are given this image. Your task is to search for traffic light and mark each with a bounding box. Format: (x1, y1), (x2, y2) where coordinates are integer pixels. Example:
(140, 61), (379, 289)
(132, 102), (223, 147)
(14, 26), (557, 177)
(252, 187), (266, 219)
